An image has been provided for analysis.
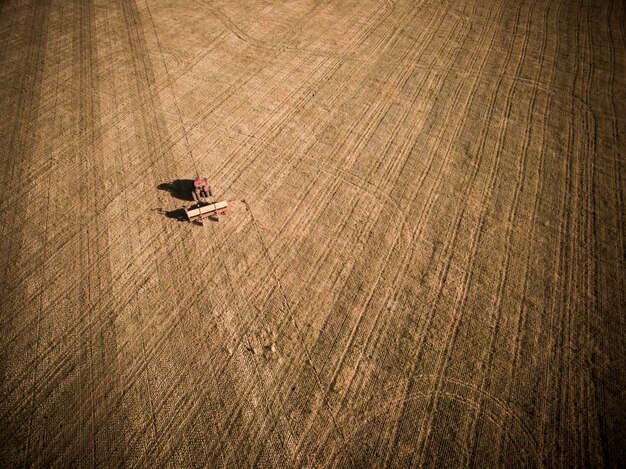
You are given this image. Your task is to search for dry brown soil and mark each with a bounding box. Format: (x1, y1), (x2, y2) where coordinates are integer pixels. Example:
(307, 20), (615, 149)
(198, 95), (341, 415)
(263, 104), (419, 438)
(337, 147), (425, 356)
(1, 0), (624, 467)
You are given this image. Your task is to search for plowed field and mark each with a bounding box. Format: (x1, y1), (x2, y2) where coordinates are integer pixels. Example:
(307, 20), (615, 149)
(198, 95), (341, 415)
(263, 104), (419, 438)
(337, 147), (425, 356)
(1, 0), (624, 466)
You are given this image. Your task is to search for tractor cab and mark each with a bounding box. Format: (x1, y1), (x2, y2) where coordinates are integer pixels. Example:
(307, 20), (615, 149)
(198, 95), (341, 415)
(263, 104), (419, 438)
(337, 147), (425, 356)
(192, 177), (213, 203)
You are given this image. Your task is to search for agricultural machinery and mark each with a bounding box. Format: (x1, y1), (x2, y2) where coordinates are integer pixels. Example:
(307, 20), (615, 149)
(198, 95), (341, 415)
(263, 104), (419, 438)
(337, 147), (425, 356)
(192, 177), (213, 202)
(183, 177), (228, 225)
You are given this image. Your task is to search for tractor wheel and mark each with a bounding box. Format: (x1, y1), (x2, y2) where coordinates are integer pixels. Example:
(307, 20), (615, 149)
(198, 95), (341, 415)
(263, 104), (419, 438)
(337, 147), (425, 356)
(192, 191), (198, 203)
(208, 186), (213, 197)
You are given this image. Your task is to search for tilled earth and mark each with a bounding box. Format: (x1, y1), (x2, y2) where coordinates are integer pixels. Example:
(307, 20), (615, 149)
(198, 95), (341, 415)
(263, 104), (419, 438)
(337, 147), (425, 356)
(0, 0), (624, 467)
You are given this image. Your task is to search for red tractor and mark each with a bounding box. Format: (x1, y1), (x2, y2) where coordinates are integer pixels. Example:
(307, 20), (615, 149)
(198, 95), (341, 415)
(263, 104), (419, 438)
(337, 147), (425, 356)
(192, 177), (213, 203)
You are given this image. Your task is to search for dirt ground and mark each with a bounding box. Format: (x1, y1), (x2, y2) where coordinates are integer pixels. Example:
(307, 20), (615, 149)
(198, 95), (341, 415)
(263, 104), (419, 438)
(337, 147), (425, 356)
(0, 0), (624, 466)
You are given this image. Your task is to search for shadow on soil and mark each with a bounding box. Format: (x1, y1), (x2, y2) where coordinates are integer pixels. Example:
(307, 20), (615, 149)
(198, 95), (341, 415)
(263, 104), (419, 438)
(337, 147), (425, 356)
(154, 207), (187, 222)
(157, 179), (195, 201)
(156, 179), (193, 223)
(155, 207), (220, 225)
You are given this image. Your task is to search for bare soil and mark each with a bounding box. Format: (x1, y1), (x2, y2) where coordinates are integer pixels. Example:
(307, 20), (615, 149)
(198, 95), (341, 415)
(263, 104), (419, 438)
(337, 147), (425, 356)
(1, 0), (624, 466)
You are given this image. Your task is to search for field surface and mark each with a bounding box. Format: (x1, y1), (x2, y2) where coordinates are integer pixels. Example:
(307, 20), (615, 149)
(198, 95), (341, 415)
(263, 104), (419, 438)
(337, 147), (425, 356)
(1, 0), (624, 467)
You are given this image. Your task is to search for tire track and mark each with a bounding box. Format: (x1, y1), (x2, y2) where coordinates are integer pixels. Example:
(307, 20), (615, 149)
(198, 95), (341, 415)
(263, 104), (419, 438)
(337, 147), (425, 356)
(309, 0), (469, 402)
(266, 0), (470, 458)
(465, 0), (555, 464)
(493, 0), (563, 463)
(410, 1), (542, 464)
(539, 0), (584, 464)
(377, 0), (524, 463)
(215, 0), (416, 198)
(280, 1), (480, 458)
(337, 373), (541, 466)
(204, 0), (396, 59)
(312, 0), (488, 458)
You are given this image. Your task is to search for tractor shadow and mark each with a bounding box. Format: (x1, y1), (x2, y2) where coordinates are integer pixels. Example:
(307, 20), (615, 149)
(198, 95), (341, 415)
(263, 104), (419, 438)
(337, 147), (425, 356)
(157, 179), (195, 202)
(156, 179), (194, 224)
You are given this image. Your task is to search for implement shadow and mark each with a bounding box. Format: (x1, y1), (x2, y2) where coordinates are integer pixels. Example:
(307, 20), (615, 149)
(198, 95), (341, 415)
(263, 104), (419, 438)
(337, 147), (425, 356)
(154, 207), (187, 223)
(155, 207), (220, 225)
